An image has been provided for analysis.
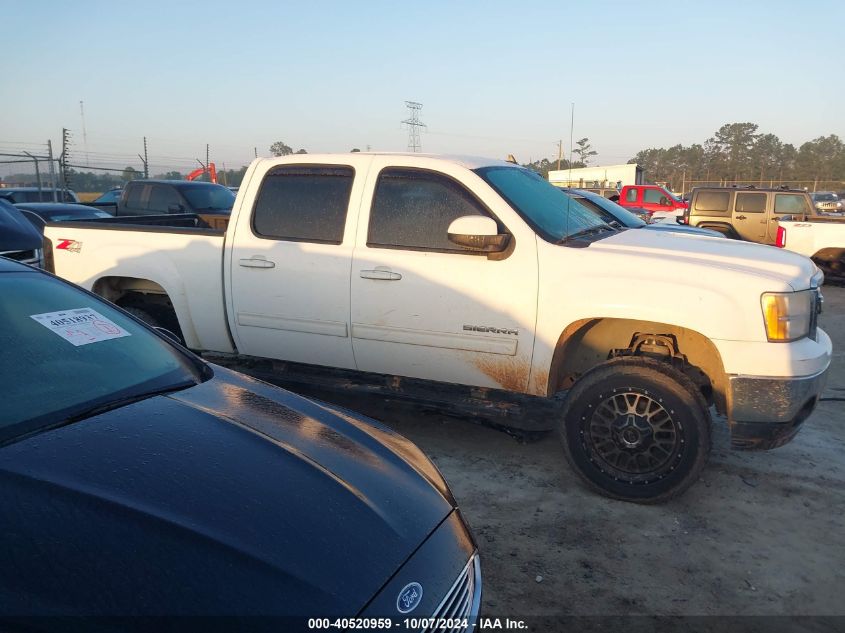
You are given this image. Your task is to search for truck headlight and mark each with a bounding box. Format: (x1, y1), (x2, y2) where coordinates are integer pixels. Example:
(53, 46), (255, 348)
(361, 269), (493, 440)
(761, 290), (813, 342)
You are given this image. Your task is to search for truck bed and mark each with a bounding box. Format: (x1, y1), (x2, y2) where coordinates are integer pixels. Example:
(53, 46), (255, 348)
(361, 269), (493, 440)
(43, 216), (234, 353)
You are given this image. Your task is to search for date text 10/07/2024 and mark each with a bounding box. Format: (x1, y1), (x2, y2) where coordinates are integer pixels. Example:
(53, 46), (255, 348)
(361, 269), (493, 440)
(307, 617), (526, 630)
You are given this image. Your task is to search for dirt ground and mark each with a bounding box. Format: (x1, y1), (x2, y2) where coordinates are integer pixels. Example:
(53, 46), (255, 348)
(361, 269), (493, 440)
(253, 287), (845, 619)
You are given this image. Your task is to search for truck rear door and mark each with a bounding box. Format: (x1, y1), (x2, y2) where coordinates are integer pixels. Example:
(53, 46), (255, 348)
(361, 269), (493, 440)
(226, 160), (366, 369)
(349, 158), (539, 393)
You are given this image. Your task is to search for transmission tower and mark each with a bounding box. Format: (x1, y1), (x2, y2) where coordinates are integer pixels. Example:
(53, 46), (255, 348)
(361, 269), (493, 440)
(401, 101), (426, 152)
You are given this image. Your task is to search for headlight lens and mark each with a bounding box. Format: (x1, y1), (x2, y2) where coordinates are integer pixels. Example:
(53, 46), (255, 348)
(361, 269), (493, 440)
(761, 290), (813, 342)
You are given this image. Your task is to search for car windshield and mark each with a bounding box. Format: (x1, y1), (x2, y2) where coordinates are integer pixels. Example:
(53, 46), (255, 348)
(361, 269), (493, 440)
(474, 166), (612, 242)
(0, 271), (205, 442)
(813, 193), (837, 202)
(178, 184), (235, 211)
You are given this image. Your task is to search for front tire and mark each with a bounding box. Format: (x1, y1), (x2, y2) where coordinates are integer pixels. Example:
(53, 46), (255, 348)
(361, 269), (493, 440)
(558, 357), (711, 503)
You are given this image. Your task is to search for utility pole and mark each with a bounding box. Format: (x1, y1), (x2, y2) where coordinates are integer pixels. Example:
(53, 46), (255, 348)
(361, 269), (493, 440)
(60, 128), (72, 193)
(206, 144), (210, 173)
(401, 101), (426, 152)
(557, 140), (563, 171)
(143, 137), (149, 178)
(47, 139), (58, 201)
(254, 147), (258, 158)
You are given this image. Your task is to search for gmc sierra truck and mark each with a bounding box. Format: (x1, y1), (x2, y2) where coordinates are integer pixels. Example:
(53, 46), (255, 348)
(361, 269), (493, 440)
(42, 154), (832, 503)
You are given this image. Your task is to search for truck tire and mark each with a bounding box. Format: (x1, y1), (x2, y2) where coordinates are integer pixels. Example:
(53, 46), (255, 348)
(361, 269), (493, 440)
(121, 304), (185, 344)
(558, 357), (711, 503)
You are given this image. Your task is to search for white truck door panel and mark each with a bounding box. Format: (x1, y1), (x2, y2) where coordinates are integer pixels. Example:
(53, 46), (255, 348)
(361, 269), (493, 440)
(228, 163), (362, 369)
(350, 160), (539, 392)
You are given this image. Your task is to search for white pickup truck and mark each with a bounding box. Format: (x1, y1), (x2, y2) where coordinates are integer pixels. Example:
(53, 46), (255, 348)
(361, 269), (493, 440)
(778, 217), (845, 278)
(43, 154), (832, 503)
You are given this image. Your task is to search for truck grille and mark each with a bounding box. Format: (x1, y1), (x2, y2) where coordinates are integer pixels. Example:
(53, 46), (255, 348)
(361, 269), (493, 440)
(422, 554), (481, 632)
(0, 248), (42, 268)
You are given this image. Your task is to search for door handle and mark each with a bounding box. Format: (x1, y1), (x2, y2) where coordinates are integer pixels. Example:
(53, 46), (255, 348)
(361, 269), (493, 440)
(360, 268), (402, 281)
(736, 215), (747, 220)
(239, 257), (275, 269)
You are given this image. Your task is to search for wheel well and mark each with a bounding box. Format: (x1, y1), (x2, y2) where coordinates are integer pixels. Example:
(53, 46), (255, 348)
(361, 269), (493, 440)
(696, 222), (740, 239)
(548, 318), (727, 414)
(91, 276), (183, 338)
(811, 247), (845, 265)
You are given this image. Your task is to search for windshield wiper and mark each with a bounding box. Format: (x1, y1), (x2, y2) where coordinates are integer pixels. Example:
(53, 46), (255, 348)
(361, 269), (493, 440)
(63, 381), (197, 424)
(557, 225), (616, 244)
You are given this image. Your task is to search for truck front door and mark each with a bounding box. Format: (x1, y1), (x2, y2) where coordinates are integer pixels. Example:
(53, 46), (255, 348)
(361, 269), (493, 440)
(350, 160), (539, 393)
(227, 163), (362, 369)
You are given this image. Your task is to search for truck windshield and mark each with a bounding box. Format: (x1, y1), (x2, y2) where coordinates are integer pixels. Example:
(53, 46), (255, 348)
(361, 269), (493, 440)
(475, 166), (612, 242)
(178, 185), (235, 212)
(0, 272), (205, 442)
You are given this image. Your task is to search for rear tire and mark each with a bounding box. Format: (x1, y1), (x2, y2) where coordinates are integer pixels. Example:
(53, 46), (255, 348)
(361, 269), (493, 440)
(121, 303), (185, 344)
(558, 357), (711, 504)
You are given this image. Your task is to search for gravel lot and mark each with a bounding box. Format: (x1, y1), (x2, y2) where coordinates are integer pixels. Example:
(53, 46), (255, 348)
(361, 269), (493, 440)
(254, 286), (845, 620)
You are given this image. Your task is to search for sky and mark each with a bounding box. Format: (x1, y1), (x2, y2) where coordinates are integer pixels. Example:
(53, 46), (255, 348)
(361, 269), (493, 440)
(1, 0), (843, 176)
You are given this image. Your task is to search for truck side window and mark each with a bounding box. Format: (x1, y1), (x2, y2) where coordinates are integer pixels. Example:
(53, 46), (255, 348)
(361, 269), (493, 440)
(368, 168), (492, 253)
(643, 189), (670, 205)
(625, 188), (637, 203)
(147, 185), (182, 214)
(124, 184), (148, 212)
(735, 192), (766, 213)
(774, 194), (810, 215)
(252, 166), (354, 244)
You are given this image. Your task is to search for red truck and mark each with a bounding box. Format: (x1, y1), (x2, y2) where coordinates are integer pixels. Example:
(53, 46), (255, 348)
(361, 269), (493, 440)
(617, 184), (688, 219)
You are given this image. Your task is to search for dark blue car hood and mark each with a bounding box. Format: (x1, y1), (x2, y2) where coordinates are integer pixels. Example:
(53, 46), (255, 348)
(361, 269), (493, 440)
(0, 367), (453, 617)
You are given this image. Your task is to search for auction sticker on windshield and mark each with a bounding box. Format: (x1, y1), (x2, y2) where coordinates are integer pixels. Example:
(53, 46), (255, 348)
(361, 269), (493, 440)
(30, 308), (131, 346)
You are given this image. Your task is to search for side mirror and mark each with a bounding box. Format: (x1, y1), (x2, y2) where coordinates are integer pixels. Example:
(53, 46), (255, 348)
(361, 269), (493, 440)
(447, 215), (509, 252)
(168, 203), (185, 214)
(659, 197), (670, 206)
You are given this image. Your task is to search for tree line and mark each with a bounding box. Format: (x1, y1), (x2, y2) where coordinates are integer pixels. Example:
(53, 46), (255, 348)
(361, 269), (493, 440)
(629, 123), (844, 190)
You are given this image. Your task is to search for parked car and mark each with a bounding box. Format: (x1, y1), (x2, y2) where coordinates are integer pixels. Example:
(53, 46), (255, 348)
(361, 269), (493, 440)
(118, 180), (235, 217)
(684, 186), (817, 241)
(43, 154), (831, 503)
(0, 198), (46, 269)
(810, 191), (842, 213)
(14, 202), (113, 222)
(87, 187), (122, 213)
(560, 188), (722, 237)
(0, 256), (481, 622)
(0, 187), (79, 203)
(617, 184), (688, 220)
(683, 186), (844, 278)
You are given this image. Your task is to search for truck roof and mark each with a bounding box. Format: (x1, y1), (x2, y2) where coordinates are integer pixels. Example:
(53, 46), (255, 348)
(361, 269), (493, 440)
(255, 153), (515, 170)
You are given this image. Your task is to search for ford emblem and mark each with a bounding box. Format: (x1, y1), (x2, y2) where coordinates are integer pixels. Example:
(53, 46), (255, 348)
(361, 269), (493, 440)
(396, 582), (423, 614)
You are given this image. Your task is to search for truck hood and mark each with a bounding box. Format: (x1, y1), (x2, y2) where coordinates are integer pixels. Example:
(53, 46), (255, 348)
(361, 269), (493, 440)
(0, 367), (453, 616)
(590, 228), (819, 291)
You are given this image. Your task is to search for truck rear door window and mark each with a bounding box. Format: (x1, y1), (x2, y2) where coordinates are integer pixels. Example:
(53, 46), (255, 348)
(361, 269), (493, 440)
(735, 192), (766, 213)
(694, 192), (730, 213)
(367, 168), (491, 253)
(252, 166), (354, 244)
(625, 188), (638, 203)
(774, 194), (810, 215)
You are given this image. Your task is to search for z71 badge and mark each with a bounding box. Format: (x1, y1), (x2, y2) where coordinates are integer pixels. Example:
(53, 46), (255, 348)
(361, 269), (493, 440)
(56, 239), (82, 253)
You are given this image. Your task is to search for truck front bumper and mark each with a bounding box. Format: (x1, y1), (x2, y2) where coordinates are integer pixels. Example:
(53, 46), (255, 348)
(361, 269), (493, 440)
(726, 326), (831, 450)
